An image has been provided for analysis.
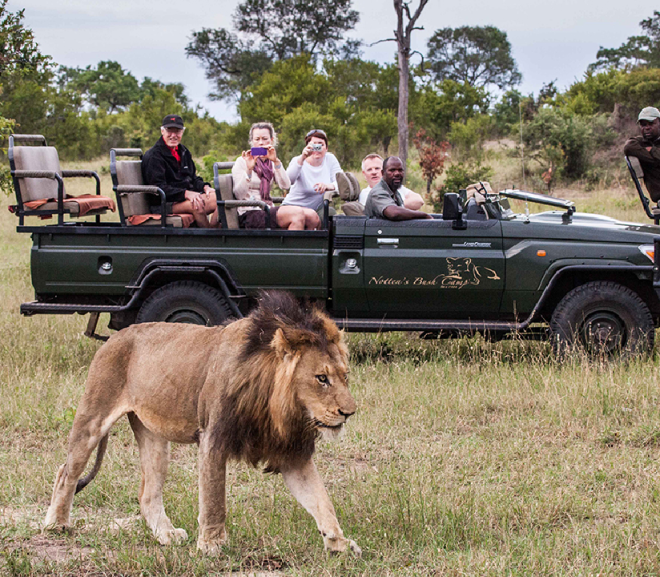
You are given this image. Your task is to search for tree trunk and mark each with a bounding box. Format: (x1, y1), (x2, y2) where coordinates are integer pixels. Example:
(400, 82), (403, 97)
(393, 0), (428, 169)
(397, 46), (409, 168)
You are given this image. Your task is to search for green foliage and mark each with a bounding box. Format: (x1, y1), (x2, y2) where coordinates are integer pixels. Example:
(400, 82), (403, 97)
(492, 89), (524, 134)
(234, 0), (359, 60)
(185, 28), (273, 101)
(590, 10), (660, 71)
(186, 0), (360, 101)
(0, 114), (15, 195)
(413, 80), (489, 140)
(0, 0), (50, 82)
(236, 55), (401, 168)
(426, 25), (521, 90)
(58, 61), (140, 113)
(447, 114), (496, 157)
(441, 161), (493, 195)
(562, 68), (660, 116)
(520, 107), (613, 183)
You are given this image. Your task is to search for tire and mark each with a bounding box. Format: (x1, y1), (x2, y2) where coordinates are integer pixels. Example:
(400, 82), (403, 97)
(136, 281), (234, 326)
(550, 281), (654, 358)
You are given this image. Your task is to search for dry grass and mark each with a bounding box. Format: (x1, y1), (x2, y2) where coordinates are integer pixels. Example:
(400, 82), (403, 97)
(2, 160), (660, 575)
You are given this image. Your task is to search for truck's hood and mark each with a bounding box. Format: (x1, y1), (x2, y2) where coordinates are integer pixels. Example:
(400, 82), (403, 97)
(507, 211), (660, 243)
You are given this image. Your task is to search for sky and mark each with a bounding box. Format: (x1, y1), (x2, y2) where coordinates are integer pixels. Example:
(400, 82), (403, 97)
(7, 0), (656, 123)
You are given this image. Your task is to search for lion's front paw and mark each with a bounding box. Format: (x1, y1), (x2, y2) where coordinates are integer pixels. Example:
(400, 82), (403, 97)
(156, 527), (188, 545)
(197, 531), (228, 556)
(323, 534), (362, 557)
(42, 521), (72, 535)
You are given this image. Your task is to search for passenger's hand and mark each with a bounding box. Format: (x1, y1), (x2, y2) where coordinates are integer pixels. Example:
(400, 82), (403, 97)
(266, 145), (278, 164)
(314, 182), (334, 194)
(242, 150), (256, 172)
(185, 190), (206, 212)
(300, 144), (313, 163)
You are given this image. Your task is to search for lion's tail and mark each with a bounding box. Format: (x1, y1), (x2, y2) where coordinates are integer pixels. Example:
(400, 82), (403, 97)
(74, 434), (109, 494)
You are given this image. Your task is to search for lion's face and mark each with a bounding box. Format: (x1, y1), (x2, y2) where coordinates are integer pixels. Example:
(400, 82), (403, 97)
(293, 343), (356, 441)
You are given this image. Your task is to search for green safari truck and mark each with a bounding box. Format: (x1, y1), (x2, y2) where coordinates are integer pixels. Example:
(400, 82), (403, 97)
(16, 185), (660, 357)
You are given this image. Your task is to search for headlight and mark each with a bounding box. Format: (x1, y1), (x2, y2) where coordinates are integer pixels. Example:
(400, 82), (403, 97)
(639, 244), (655, 262)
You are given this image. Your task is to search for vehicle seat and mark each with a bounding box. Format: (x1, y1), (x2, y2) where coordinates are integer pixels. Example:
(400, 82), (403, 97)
(213, 161), (283, 229)
(110, 148), (193, 228)
(9, 134), (115, 225)
(464, 197), (488, 220)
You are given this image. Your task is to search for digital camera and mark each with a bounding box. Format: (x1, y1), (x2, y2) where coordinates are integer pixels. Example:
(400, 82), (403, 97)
(311, 143), (323, 152)
(250, 147), (268, 156)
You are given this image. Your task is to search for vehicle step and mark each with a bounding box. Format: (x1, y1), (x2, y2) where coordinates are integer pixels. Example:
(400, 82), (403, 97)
(332, 318), (521, 332)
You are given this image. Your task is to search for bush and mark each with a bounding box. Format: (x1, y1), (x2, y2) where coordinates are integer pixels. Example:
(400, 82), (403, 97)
(442, 161), (494, 192)
(429, 161), (493, 212)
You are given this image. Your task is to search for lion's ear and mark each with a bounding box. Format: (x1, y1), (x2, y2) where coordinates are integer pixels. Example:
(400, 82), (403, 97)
(271, 328), (293, 357)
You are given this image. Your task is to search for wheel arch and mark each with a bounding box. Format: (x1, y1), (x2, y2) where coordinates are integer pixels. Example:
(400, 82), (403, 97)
(535, 265), (660, 324)
(125, 258), (245, 317)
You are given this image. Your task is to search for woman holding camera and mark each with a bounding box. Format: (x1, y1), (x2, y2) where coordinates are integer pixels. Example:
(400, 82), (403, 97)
(283, 129), (341, 221)
(232, 122), (317, 230)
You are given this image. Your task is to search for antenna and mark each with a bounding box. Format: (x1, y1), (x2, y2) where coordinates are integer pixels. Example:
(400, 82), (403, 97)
(519, 100), (526, 188)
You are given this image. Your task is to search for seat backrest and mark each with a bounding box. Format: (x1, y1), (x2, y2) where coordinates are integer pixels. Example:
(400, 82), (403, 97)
(216, 174), (239, 229)
(12, 146), (63, 201)
(114, 159), (150, 217)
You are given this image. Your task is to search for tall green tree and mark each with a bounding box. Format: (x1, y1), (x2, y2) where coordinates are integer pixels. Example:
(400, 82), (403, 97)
(413, 79), (489, 139)
(186, 0), (360, 102)
(58, 61), (140, 113)
(590, 11), (660, 71)
(426, 25), (521, 90)
(0, 0), (54, 134)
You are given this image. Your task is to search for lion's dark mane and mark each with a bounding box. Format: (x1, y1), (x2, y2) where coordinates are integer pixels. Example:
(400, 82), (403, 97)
(211, 292), (334, 472)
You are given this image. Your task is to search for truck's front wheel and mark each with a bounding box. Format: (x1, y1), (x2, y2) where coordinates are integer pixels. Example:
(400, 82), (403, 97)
(550, 281), (654, 358)
(136, 281), (234, 326)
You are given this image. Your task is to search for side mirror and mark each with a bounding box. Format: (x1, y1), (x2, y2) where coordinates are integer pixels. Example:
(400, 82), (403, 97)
(443, 193), (467, 229)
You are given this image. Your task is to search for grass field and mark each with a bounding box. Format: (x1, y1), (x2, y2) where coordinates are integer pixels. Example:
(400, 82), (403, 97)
(3, 159), (660, 576)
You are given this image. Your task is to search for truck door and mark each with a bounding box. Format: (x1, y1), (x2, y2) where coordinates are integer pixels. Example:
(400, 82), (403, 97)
(363, 218), (505, 317)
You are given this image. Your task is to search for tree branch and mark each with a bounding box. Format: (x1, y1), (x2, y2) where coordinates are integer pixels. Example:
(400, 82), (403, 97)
(369, 37), (397, 47)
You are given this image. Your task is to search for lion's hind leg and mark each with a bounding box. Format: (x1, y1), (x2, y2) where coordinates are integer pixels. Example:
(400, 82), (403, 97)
(44, 406), (125, 532)
(128, 413), (188, 545)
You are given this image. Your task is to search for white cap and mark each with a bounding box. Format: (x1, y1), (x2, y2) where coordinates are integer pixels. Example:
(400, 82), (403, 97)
(638, 107), (660, 123)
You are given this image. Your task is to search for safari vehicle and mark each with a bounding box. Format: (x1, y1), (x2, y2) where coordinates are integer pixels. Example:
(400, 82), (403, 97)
(9, 135), (660, 356)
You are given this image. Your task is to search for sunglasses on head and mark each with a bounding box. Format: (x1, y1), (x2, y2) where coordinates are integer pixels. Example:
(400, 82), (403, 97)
(306, 129), (327, 138)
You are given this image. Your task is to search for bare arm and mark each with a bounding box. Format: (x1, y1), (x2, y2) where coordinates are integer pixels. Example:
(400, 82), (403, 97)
(383, 205), (432, 221)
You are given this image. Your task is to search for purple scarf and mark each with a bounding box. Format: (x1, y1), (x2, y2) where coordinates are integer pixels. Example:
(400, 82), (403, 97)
(254, 158), (274, 205)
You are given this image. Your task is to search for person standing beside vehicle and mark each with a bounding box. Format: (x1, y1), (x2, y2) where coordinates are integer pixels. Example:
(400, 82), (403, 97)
(142, 114), (219, 228)
(365, 156), (432, 221)
(624, 106), (660, 202)
(232, 122), (316, 230)
(284, 129), (339, 224)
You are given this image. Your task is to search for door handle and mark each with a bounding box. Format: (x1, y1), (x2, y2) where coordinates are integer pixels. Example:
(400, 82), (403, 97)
(377, 238), (399, 246)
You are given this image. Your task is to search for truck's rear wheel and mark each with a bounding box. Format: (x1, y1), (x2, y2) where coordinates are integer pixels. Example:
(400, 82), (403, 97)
(550, 281), (654, 358)
(136, 281), (234, 326)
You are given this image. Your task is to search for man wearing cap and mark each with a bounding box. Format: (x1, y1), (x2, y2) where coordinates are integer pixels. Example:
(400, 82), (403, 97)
(364, 156), (432, 221)
(624, 106), (660, 202)
(142, 114), (218, 227)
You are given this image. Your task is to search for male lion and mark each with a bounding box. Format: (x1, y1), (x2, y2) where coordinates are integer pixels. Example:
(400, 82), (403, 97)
(44, 292), (360, 556)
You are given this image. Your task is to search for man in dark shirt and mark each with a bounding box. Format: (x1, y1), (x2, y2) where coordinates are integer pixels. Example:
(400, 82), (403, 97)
(364, 156), (432, 221)
(624, 106), (660, 202)
(142, 114), (218, 227)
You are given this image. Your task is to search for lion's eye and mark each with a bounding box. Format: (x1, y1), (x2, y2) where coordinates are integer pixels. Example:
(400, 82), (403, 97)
(316, 374), (329, 386)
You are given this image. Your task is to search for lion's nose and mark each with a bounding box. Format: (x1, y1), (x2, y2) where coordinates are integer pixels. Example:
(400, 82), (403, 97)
(338, 407), (355, 419)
